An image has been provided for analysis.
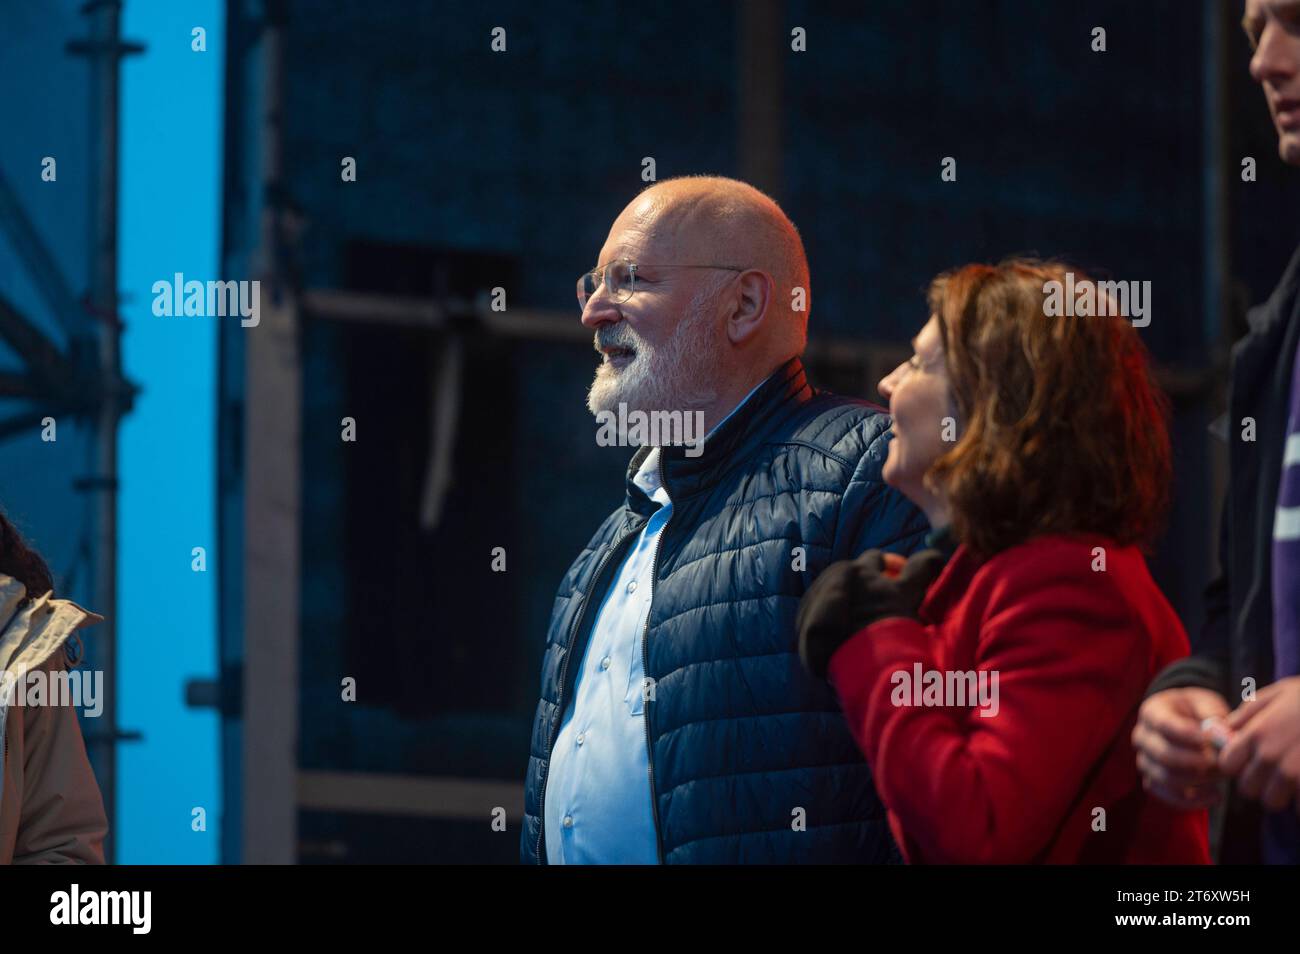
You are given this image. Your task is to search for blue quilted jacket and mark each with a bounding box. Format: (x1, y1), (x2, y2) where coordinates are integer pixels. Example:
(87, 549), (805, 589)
(521, 357), (930, 863)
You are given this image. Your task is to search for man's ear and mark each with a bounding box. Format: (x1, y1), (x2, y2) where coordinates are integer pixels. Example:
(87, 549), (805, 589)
(726, 270), (773, 345)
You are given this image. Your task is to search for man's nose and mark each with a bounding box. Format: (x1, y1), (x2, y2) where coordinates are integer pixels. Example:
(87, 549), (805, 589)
(580, 285), (621, 331)
(1250, 22), (1296, 85)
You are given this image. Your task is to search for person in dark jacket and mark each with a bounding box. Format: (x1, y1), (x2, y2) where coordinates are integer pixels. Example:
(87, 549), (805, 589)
(1133, 0), (1300, 864)
(521, 175), (929, 864)
(796, 260), (1211, 863)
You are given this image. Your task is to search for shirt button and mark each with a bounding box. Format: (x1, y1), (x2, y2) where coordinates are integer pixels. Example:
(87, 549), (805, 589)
(627, 580), (638, 594)
(576, 733), (585, 746)
(600, 656), (611, 670)
(563, 815), (574, 828)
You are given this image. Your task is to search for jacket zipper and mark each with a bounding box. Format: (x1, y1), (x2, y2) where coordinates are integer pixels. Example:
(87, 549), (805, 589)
(641, 451), (671, 864)
(534, 528), (636, 864)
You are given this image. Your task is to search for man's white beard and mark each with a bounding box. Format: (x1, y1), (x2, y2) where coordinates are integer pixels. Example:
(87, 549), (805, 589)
(586, 287), (725, 421)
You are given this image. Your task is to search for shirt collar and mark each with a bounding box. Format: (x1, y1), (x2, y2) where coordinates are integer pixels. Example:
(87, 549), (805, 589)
(624, 357), (813, 516)
(631, 377), (768, 498)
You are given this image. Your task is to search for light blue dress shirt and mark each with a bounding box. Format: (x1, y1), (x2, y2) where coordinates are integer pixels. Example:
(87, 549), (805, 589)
(544, 383), (763, 864)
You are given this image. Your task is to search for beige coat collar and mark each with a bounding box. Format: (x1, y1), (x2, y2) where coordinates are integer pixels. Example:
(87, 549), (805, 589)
(0, 575), (103, 676)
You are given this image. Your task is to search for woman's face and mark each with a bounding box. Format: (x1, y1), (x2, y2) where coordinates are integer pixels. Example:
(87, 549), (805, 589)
(878, 315), (954, 517)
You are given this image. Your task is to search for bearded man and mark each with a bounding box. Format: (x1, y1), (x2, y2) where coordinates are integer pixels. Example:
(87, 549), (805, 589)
(520, 175), (928, 864)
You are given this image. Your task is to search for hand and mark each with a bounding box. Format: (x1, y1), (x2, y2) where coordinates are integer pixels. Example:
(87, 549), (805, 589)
(1219, 676), (1300, 816)
(796, 548), (946, 680)
(1132, 687), (1229, 810)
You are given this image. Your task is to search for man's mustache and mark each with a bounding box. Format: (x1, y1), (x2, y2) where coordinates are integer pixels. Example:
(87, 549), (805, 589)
(594, 328), (640, 353)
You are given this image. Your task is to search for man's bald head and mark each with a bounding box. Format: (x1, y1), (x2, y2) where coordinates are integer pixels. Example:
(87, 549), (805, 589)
(621, 176), (811, 355)
(583, 176), (812, 434)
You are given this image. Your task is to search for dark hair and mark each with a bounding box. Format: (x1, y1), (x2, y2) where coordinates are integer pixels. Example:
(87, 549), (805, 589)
(925, 259), (1172, 556)
(0, 509), (55, 599)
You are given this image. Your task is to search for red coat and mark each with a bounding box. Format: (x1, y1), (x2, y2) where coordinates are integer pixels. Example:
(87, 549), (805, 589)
(826, 533), (1211, 864)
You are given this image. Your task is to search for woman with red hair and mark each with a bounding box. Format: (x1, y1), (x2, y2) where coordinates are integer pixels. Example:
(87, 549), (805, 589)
(797, 259), (1211, 863)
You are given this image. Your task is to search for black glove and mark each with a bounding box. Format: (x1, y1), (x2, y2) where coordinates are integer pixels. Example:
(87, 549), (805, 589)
(796, 549), (948, 680)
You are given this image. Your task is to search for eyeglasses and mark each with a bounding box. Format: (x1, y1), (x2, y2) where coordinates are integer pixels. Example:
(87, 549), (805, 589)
(576, 259), (744, 311)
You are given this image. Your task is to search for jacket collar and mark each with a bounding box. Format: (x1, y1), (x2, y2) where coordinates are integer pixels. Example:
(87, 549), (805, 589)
(916, 542), (983, 624)
(0, 576), (103, 676)
(623, 356), (813, 516)
(1245, 241), (1300, 340)
(1230, 241), (1300, 457)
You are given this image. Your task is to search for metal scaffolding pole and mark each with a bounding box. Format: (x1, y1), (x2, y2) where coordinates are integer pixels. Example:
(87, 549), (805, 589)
(1202, 0), (1233, 587)
(242, 0), (300, 865)
(737, 0), (784, 198)
(67, 0), (143, 865)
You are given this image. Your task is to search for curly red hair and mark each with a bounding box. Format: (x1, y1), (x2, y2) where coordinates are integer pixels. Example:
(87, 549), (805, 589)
(924, 259), (1172, 556)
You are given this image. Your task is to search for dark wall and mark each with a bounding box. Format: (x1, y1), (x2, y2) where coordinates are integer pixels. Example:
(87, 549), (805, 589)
(218, 0), (1300, 862)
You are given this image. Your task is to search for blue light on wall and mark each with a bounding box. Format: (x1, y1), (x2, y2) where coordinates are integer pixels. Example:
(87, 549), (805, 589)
(118, 0), (223, 864)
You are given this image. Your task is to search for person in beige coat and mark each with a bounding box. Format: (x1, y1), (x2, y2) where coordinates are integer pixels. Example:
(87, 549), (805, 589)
(0, 510), (107, 864)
